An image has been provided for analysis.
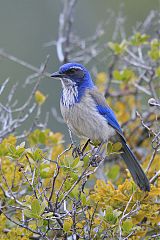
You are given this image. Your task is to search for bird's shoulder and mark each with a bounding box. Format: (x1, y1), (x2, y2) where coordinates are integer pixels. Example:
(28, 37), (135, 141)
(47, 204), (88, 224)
(87, 87), (109, 107)
(87, 87), (124, 136)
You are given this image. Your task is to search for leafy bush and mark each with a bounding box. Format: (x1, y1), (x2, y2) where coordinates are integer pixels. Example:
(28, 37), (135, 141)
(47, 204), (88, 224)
(0, 123), (159, 239)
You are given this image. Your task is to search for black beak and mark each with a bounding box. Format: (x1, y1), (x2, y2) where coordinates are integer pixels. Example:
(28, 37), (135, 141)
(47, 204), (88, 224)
(50, 71), (65, 79)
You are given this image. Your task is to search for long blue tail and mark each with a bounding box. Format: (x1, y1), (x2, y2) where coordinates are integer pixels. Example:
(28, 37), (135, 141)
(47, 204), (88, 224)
(120, 136), (150, 192)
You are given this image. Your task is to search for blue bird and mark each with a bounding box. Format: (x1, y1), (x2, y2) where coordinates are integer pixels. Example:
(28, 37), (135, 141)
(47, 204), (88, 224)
(51, 62), (150, 192)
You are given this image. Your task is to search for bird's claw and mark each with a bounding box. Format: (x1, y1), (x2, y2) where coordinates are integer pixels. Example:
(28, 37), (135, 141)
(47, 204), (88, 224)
(89, 154), (101, 167)
(72, 146), (83, 159)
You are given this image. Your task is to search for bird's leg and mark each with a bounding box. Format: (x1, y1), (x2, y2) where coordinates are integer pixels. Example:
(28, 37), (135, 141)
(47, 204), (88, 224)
(90, 141), (105, 167)
(81, 139), (91, 154)
(72, 146), (82, 158)
(68, 127), (81, 158)
(72, 139), (91, 159)
(68, 127), (75, 146)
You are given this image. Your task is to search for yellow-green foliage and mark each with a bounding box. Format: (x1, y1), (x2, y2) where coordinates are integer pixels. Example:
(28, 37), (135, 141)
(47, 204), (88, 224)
(0, 124), (159, 239)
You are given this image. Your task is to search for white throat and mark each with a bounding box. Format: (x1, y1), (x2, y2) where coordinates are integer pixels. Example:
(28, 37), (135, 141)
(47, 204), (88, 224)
(61, 80), (78, 108)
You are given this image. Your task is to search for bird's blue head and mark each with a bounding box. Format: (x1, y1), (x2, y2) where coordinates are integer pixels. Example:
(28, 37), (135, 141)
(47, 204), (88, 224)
(51, 62), (94, 89)
(51, 63), (95, 107)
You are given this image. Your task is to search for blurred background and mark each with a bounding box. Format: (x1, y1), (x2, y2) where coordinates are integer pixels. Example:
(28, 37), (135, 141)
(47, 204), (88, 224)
(0, 0), (159, 141)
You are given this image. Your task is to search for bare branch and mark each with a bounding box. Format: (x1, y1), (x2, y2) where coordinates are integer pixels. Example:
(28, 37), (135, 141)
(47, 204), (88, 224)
(0, 49), (51, 78)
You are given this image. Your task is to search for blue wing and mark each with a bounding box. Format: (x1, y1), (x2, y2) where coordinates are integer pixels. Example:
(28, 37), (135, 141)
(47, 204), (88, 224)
(88, 89), (150, 191)
(89, 88), (123, 135)
(96, 104), (123, 134)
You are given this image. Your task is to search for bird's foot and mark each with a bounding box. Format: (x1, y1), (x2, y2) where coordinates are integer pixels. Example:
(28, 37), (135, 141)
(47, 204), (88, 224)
(81, 139), (91, 152)
(89, 154), (102, 167)
(72, 139), (91, 160)
(72, 146), (83, 159)
(89, 142), (105, 167)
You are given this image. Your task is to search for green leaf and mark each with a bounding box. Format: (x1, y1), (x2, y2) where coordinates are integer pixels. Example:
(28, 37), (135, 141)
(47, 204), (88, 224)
(83, 156), (90, 167)
(113, 69), (135, 82)
(148, 39), (160, 61)
(122, 219), (133, 235)
(148, 49), (160, 61)
(39, 201), (46, 215)
(31, 199), (41, 216)
(16, 147), (25, 156)
(107, 165), (120, 180)
(8, 145), (16, 156)
(35, 90), (46, 105)
(39, 132), (46, 144)
(37, 218), (44, 227)
(130, 32), (149, 46)
(24, 199), (45, 219)
(69, 185), (79, 200)
(70, 172), (79, 181)
(122, 69), (135, 82)
(112, 142), (122, 152)
(113, 70), (122, 81)
(24, 209), (38, 219)
(33, 149), (43, 161)
(64, 180), (73, 191)
(81, 193), (87, 205)
(105, 206), (117, 224)
(107, 142), (113, 155)
(151, 38), (160, 48)
(40, 164), (50, 178)
(26, 151), (34, 159)
(71, 157), (79, 168)
(108, 41), (127, 55)
(113, 209), (122, 218)
(63, 217), (73, 232)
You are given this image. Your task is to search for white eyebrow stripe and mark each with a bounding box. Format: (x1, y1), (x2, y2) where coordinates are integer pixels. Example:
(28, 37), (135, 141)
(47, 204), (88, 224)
(70, 66), (83, 70)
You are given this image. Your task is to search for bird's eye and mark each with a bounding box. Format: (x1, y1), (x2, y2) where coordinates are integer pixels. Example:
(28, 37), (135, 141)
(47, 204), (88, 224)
(64, 68), (84, 78)
(66, 68), (77, 74)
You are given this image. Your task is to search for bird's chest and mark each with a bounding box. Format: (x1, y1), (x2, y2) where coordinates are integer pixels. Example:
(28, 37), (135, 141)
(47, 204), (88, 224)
(60, 94), (115, 141)
(60, 99), (85, 137)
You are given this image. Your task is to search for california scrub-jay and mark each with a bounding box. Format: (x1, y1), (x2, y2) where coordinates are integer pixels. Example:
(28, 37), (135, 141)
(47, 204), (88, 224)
(51, 62), (150, 192)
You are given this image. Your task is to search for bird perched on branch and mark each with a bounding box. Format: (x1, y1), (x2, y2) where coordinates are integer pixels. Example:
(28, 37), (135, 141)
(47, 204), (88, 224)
(51, 62), (150, 192)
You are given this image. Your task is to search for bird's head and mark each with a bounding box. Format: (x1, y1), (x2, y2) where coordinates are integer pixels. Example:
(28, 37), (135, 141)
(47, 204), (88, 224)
(51, 62), (94, 89)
